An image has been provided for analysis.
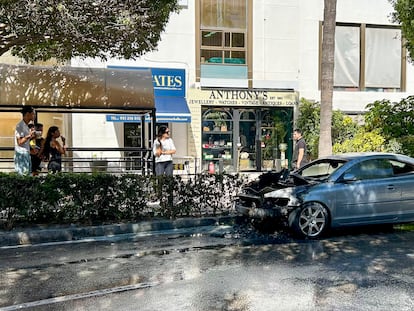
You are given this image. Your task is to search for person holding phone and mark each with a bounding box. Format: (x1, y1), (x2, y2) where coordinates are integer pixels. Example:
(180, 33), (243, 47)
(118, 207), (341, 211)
(152, 126), (176, 176)
(42, 126), (67, 173)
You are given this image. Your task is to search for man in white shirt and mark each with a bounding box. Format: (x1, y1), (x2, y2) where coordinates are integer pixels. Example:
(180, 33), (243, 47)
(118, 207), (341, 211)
(15, 106), (36, 175)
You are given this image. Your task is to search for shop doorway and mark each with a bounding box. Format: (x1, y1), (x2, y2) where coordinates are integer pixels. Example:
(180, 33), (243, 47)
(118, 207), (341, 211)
(260, 109), (293, 171)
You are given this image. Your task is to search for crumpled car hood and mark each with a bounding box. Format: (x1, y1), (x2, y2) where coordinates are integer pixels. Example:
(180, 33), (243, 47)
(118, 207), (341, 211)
(241, 170), (314, 196)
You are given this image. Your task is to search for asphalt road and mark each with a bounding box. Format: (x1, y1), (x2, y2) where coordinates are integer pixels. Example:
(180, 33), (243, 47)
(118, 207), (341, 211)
(1, 223), (413, 311)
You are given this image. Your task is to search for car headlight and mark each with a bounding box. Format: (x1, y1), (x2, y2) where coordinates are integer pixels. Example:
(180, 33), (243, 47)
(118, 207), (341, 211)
(264, 187), (302, 207)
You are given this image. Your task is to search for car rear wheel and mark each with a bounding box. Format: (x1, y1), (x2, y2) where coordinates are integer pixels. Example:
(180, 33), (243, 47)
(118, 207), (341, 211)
(291, 202), (329, 238)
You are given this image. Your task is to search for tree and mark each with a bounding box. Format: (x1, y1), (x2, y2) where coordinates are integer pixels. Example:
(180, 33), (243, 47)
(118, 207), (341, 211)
(319, 0), (337, 157)
(0, 0), (180, 63)
(390, 0), (414, 61)
(297, 98), (358, 160)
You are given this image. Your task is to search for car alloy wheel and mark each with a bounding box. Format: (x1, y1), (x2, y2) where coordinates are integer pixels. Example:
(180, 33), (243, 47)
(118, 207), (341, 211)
(293, 202), (329, 238)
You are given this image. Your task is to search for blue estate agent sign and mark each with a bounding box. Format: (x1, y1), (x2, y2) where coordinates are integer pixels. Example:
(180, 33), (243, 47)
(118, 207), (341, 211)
(107, 66), (186, 97)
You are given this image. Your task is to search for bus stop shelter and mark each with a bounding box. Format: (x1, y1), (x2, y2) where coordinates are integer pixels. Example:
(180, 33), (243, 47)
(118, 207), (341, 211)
(0, 63), (156, 174)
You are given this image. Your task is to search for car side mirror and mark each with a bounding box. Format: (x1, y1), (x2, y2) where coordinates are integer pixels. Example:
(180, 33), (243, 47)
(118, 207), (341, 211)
(342, 173), (357, 183)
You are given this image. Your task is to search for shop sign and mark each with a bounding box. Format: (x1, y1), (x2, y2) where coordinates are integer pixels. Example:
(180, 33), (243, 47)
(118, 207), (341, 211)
(106, 66), (189, 123)
(108, 66), (185, 97)
(188, 89), (298, 107)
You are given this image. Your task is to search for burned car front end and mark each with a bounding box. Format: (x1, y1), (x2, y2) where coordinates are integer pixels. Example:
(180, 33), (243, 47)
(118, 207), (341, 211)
(235, 170), (311, 226)
(235, 157), (348, 234)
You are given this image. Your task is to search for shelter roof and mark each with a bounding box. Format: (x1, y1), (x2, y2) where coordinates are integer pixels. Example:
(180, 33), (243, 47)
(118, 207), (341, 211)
(0, 64), (154, 114)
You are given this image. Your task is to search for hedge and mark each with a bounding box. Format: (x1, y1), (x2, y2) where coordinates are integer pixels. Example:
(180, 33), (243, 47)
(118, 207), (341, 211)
(0, 173), (247, 230)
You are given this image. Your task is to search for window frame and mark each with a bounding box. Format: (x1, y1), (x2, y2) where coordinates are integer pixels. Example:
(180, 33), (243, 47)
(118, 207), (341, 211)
(196, 0), (252, 85)
(200, 29), (247, 65)
(319, 22), (406, 92)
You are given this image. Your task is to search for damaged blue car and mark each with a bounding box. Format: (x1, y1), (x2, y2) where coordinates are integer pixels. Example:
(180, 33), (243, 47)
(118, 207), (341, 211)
(235, 153), (414, 238)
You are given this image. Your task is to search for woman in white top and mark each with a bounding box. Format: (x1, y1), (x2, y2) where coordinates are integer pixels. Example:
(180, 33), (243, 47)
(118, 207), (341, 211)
(153, 126), (176, 175)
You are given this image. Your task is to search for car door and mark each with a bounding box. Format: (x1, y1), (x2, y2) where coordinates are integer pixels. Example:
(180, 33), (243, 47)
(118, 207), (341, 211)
(390, 159), (414, 221)
(332, 159), (401, 226)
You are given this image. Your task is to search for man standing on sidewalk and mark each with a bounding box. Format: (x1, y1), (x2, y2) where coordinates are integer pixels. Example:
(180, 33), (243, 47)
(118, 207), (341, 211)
(15, 106), (36, 175)
(292, 128), (308, 170)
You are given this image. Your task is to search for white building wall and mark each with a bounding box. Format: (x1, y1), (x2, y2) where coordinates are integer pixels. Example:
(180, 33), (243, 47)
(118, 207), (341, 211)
(297, 0), (323, 93)
(253, 0), (301, 89)
(71, 0), (414, 160)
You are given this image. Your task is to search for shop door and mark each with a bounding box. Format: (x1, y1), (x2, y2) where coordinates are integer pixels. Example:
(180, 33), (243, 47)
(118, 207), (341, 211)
(239, 110), (257, 171)
(260, 109), (293, 171)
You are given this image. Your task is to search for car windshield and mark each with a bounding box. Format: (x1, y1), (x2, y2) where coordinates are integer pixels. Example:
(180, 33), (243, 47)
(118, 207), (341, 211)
(297, 159), (347, 181)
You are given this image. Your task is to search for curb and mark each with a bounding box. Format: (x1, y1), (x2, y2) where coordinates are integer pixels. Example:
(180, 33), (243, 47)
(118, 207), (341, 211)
(0, 216), (242, 247)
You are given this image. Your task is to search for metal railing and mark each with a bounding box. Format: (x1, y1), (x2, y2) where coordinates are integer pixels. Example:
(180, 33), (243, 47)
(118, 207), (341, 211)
(0, 147), (153, 175)
(0, 147), (201, 176)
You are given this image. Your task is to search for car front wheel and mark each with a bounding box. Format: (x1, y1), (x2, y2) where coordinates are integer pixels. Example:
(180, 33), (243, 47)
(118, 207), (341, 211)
(291, 202), (329, 238)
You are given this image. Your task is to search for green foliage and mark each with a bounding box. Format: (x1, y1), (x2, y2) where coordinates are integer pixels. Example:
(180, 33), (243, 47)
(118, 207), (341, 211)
(365, 96), (414, 156)
(296, 98), (321, 160)
(333, 129), (386, 153)
(298, 96), (414, 157)
(365, 97), (414, 138)
(0, 0), (180, 62)
(0, 173), (247, 230)
(332, 112), (359, 144)
(261, 109), (291, 160)
(297, 98), (359, 159)
(400, 135), (414, 156)
(390, 0), (414, 62)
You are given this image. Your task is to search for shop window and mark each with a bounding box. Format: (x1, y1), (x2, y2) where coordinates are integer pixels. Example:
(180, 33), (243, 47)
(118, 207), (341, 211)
(201, 108), (234, 172)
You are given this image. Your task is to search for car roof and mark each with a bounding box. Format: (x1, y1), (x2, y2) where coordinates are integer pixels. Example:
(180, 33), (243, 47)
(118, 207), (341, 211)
(321, 152), (414, 163)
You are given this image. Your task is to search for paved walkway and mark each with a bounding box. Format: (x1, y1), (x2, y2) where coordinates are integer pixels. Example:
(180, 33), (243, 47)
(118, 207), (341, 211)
(0, 216), (241, 247)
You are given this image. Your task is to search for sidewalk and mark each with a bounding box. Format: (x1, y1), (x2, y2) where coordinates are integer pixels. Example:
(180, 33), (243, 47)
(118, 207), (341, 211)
(0, 216), (241, 247)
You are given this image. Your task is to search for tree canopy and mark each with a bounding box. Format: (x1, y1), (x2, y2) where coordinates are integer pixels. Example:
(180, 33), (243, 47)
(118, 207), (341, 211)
(390, 0), (414, 61)
(0, 0), (180, 63)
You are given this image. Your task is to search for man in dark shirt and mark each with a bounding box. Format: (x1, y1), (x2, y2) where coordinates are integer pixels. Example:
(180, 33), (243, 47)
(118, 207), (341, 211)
(292, 128), (308, 170)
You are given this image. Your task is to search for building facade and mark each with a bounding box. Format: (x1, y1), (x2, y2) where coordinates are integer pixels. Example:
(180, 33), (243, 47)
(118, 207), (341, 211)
(2, 0), (413, 172)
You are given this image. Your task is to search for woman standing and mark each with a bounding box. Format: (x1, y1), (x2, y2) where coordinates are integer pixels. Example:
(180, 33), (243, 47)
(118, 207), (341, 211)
(42, 126), (66, 173)
(152, 126), (176, 176)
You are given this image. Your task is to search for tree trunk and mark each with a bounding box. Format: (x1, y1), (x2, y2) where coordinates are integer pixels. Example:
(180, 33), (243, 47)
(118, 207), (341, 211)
(319, 0), (337, 157)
